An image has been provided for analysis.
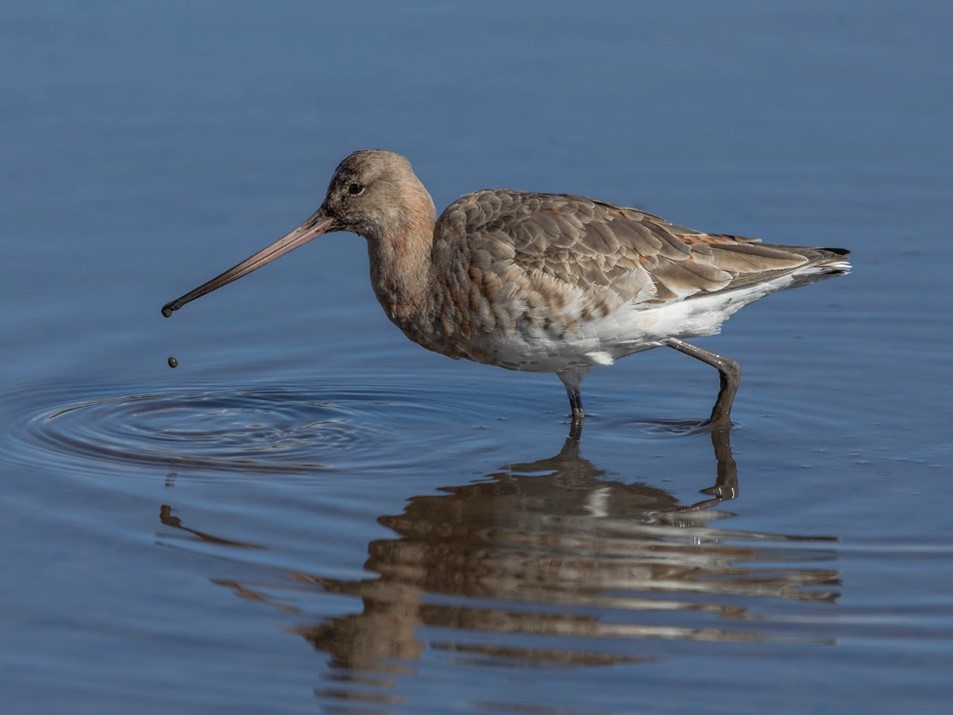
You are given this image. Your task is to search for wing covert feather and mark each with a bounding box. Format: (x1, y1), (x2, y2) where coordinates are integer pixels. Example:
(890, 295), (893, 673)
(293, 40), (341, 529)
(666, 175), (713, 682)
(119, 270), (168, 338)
(435, 190), (831, 313)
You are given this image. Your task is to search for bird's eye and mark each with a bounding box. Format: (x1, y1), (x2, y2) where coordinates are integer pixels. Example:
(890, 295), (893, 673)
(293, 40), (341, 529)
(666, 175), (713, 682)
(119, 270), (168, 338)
(347, 182), (365, 196)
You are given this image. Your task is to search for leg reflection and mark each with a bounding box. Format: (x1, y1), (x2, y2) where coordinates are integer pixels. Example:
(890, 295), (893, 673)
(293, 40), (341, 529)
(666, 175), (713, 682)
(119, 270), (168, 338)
(157, 426), (840, 707)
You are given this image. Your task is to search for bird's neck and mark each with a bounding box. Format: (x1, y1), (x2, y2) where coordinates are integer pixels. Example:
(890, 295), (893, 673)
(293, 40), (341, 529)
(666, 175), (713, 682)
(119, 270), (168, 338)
(365, 184), (437, 327)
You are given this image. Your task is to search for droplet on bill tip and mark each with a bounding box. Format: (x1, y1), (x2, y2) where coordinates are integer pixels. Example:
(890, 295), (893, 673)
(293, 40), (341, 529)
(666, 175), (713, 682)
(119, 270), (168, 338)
(167, 356), (178, 369)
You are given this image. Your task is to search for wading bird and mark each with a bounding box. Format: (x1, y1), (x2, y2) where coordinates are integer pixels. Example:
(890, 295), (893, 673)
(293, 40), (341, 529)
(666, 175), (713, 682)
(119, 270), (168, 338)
(163, 150), (849, 430)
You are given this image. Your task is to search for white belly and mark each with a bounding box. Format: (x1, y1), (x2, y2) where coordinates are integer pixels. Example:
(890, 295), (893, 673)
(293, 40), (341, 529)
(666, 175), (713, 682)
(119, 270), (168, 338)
(479, 270), (808, 373)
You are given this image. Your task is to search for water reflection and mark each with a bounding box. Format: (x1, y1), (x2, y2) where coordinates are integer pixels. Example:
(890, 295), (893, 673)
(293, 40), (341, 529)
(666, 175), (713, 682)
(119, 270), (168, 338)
(160, 428), (841, 708)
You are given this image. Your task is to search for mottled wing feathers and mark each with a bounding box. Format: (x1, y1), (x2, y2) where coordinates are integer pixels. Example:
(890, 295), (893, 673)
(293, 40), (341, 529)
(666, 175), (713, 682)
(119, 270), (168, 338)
(437, 190), (846, 310)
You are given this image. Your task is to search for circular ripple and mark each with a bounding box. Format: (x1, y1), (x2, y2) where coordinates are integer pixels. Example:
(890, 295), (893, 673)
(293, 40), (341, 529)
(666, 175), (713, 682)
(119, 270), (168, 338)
(5, 381), (500, 480)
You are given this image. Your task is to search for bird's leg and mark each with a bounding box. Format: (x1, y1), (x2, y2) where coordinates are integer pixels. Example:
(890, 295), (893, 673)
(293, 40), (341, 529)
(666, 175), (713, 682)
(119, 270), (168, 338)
(567, 388), (584, 418)
(557, 369), (586, 433)
(663, 338), (741, 429)
(567, 389), (584, 440)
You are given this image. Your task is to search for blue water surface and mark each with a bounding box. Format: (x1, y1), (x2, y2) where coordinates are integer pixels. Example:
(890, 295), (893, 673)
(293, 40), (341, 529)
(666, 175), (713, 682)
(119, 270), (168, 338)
(2, 2), (952, 713)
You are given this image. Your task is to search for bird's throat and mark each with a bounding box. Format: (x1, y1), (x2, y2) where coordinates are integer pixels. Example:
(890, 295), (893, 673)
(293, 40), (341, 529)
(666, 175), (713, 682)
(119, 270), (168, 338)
(366, 222), (435, 328)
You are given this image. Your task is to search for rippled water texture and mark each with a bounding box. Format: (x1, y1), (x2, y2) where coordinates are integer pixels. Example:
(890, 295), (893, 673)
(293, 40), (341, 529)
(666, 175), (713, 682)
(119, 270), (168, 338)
(13, 382), (490, 477)
(2, 377), (854, 709)
(3, 2), (953, 714)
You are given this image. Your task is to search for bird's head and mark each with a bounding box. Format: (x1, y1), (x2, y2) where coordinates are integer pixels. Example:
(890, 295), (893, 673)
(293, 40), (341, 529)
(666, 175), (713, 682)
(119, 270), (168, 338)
(161, 149), (433, 317)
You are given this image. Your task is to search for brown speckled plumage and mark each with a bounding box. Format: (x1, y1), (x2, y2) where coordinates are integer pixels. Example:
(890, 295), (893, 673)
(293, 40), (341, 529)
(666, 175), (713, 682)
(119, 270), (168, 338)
(163, 149), (850, 430)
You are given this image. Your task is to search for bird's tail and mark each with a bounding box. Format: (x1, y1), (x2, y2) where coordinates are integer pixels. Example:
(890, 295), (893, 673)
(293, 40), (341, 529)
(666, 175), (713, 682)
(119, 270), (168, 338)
(786, 247), (851, 290)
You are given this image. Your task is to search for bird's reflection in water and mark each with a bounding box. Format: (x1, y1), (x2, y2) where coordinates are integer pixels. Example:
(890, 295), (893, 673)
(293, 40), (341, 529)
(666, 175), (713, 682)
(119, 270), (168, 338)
(160, 427), (841, 708)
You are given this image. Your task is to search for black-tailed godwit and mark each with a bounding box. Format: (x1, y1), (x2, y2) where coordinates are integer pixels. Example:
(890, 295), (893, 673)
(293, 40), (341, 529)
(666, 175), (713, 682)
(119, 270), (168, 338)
(163, 150), (850, 429)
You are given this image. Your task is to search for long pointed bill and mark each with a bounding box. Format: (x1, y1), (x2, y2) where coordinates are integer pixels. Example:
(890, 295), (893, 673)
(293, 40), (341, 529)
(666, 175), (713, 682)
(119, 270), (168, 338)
(161, 211), (336, 317)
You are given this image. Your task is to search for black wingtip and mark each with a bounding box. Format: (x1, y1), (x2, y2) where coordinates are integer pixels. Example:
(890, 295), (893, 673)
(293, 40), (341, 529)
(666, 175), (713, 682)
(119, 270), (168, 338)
(822, 247), (851, 257)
